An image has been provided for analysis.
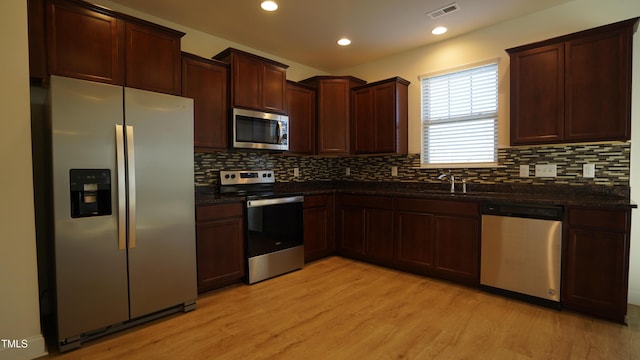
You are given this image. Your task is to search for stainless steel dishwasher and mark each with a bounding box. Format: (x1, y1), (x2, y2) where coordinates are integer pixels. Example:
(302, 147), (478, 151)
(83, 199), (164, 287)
(481, 202), (563, 307)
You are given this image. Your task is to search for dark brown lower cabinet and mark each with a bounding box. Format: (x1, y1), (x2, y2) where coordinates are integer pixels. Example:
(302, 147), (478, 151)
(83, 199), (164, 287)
(303, 194), (335, 262)
(395, 197), (480, 285)
(196, 203), (245, 293)
(563, 206), (631, 323)
(337, 194), (394, 266)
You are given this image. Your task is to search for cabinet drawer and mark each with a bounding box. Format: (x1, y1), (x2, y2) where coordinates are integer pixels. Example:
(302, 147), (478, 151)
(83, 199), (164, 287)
(568, 207), (629, 231)
(397, 197), (478, 217)
(197, 203), (243, 221)
(304, 194), (333, 208)
(341, 194), (393, 209)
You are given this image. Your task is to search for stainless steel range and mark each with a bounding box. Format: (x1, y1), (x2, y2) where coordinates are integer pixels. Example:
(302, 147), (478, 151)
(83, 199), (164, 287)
(220, 170), (304, 284)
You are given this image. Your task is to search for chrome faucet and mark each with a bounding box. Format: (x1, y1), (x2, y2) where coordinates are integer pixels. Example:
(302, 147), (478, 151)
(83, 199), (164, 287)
(437, 171), (455, 193)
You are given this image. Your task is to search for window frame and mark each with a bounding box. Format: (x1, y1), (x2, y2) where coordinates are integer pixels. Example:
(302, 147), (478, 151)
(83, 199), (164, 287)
(419, 59), (500, 168)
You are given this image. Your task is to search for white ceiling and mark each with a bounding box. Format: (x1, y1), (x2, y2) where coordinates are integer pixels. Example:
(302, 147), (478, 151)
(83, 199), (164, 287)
(104, 0), (572, 72)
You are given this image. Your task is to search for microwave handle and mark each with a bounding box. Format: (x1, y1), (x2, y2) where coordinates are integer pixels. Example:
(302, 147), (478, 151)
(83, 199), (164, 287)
(277, 121), (284, 144)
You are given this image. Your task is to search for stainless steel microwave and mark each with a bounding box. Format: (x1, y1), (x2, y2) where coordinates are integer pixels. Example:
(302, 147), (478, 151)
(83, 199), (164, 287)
(232, 108), (289, 151)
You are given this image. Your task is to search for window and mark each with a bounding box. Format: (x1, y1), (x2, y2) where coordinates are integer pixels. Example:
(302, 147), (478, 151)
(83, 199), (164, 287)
(421, 61), (498, 166)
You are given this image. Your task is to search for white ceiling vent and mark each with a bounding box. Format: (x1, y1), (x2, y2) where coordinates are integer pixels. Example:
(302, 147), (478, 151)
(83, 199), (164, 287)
(427, 3), (460, 19)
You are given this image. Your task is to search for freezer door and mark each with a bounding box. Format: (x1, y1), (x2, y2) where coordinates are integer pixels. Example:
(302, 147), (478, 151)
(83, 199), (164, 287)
(49, 76), (130, 340)
(124, 87), (197, 318)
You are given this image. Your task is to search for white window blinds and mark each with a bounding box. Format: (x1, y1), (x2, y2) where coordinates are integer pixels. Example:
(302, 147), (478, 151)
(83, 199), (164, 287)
(421, 62), (498, 165)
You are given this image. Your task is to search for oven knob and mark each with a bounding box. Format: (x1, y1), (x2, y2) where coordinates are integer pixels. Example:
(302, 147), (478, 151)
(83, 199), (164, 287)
(262, 173), (267, 178)
(224, 174), (230, 179)
(231, 174), (236, 179)
(268, 173), (272, 177)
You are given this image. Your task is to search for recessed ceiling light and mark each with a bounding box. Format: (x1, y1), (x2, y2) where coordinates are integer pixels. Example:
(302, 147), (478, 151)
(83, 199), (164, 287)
(261, 1), (278, 11)
(432, 26), (448, 35)
(337, 38), (351, 46)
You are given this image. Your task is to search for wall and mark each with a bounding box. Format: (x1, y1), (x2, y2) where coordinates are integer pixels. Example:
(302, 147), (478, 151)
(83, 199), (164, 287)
(0, 1), (47, 359)
(340, 0), (640, 305)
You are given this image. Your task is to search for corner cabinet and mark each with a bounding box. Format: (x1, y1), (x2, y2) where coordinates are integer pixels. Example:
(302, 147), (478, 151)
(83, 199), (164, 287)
(351, 77), (409, 154)
(213, 48), (288, 114)
(300, 76), (367, 155)
(181, 53), (229, 151)
(303, 194), (335, 262)
(508, 18), (638, 145)
(563, 206), (631, 323)
(286, 81), (316, 154)
(395, 197), (479, 285)
(196, 203), (245, 293)
(43, 0), (184, 95)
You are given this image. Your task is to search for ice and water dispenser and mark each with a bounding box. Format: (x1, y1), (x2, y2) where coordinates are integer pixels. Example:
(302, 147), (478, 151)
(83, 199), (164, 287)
(69, 169), (112, 218)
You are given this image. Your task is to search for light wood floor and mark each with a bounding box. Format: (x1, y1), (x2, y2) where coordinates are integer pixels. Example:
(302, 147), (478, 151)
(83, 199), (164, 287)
(46, 256), (640, 359)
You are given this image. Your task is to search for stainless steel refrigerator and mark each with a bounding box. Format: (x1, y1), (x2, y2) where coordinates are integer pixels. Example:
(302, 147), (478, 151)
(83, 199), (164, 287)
(32, 75), (197, 351)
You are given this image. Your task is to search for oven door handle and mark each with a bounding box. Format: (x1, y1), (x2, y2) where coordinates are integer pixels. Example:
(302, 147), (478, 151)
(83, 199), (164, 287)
(247, 195), (304, 208)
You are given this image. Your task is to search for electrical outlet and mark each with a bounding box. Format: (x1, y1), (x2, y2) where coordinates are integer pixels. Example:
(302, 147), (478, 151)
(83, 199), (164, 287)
(583, 163), (595, 178)
(535, 164), (557, 177)
(293, 168), (300, 177)
(519, 165), (529, 178)
(345, 167), (351, 176)
(391, 166), (398, 177)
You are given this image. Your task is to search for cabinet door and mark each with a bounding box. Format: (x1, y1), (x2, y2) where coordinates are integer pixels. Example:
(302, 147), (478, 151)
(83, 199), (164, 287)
(351, 87), (374, 153)
(509, 43), (564, 145)
(365, 208), (394, 265)
(125, 22), (182, 95)
(182, 54), (228, 150)
(196, 216), (244, 293)
(564, 228), (628, 322)
(46, 0), (125, 85)
(433, 215), (479, 284)
(303, 194), (335, 262)
(262, 63), (287, 113)
(232, 55), (262, 110)
(317, 80), (351, 155)
(286, 82), (316, 154)
(373, 83), (396, 153)
(564, 28), (632, 142)
(339, 206), (366, 258)
(395, 210), (434, 274)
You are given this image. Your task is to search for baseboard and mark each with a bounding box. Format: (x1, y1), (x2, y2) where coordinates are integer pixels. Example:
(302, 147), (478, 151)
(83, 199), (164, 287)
(0, 334), (47, 360)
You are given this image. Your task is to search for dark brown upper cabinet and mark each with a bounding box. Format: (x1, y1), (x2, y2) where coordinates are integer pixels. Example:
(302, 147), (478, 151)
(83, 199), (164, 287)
(124, 20), (182, 95)
(181, 52), (229, 151)
(286, 81), (316, 154)
(351, 77), (409, 154)
(42, 0), (183, 95)
(27, 0), (47, 84)
(300, 76), (367, 155)
(213, 48), (288, 114)
(508, 18), (638, 145)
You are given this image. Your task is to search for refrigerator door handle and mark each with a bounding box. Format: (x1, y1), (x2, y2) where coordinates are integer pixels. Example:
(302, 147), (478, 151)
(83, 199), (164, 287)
(115, 124), (126, 251)
(126, 125), (137, 249)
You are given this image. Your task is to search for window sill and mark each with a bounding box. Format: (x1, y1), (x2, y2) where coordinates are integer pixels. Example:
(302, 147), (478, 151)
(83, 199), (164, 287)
(414, 163), (504, 169)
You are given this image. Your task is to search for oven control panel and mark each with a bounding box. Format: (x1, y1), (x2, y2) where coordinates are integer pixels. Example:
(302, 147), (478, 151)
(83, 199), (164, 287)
(220, 170), (275, 185)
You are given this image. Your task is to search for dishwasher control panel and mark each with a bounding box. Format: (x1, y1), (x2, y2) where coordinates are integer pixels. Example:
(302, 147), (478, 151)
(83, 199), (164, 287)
(482, 202), (563, 220)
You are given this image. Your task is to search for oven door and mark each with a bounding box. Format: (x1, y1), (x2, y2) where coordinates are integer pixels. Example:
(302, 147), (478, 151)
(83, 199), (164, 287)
(246, 196), (304, 257)
(233, 108), (288, 151)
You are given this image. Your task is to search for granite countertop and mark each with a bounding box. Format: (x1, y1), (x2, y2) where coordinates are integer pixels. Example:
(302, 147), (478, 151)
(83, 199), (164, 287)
(196, 181), (636, 208)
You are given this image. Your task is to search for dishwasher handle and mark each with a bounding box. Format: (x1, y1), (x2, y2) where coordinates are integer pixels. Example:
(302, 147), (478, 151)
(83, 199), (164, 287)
(482, 202), (563, 220)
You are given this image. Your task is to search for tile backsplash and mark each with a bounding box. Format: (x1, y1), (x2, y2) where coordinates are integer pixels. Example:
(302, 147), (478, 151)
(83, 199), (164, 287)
(195, 142), (630, 188)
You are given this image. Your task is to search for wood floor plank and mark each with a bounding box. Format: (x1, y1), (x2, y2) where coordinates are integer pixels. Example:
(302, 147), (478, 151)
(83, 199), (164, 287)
(45, 257), (640, 359)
